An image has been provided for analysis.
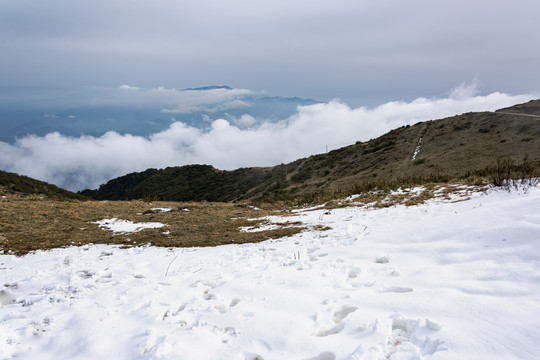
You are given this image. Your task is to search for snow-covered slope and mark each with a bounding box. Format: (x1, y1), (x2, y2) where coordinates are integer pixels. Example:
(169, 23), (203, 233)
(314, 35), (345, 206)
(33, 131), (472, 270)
(1, 187), (539, 359)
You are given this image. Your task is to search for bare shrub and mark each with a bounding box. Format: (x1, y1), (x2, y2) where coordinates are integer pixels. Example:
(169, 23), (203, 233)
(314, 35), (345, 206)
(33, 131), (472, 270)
(489, 156), (539, 191)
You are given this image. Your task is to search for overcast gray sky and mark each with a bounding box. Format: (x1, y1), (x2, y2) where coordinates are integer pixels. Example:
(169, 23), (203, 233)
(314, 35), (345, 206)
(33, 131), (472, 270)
(1, 0), (539, 104)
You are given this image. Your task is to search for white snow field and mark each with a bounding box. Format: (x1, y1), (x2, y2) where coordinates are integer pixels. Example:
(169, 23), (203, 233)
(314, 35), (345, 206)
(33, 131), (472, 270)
(1, 186), (539, 359)
(92, 218), (166, 234)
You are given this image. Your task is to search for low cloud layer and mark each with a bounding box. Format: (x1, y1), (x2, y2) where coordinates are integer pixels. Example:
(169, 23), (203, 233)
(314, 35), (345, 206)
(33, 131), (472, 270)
(0, 85), (535, 191)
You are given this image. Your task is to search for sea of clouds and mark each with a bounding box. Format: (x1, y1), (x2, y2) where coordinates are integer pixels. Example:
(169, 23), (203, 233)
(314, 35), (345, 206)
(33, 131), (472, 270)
(0, 82), (535, 191)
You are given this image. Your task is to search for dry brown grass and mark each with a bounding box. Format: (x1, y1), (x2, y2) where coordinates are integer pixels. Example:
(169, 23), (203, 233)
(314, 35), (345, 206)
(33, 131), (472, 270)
(0, 195), (305, 255)
(0, 182), (487, 256)
(316, 182), (487, 210)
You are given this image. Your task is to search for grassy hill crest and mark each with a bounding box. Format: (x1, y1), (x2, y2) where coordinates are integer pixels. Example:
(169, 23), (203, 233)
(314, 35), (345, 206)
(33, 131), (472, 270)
(81, 99), (540, 203)
(0, 170), (82, 199)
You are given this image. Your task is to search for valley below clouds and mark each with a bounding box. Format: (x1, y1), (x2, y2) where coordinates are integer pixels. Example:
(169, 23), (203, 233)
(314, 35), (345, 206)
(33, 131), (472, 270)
(0, 84), (535, 191)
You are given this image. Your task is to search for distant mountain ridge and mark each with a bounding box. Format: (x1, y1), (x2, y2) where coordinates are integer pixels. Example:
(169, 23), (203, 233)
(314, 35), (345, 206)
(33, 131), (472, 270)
(80, 99), (540, 202)
(180, 85), (233, 91)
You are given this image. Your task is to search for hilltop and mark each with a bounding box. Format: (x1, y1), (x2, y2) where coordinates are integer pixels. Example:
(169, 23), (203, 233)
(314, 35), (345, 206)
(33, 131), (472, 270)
(81, 99), (540, 202)
(0, 170), (82, 199)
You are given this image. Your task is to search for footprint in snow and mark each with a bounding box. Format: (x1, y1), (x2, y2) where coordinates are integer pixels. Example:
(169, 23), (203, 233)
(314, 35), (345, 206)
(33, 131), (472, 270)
(347, 266), (362, 279)
(139, 328), (167, 356)
(202, 290), (215, 301)
(385, 314), (445, 358)
(0, 289), (15, 305)
(314, 322), (345, 337)
(213, 298), (241, 314)
(313, 305), (358, 337)
(243, 352), (265, 360)
(332, 305), (358, 322)
(77, 270), (94, 279)
(213, 326), (237, 343)
(214, 304), (228, 314)
(374, 255), (391, 264)
(381, 286), (413, 293)
(243, 339), (272, 360)
(350, 314), (445, 359)
(304, 351), (336, 360)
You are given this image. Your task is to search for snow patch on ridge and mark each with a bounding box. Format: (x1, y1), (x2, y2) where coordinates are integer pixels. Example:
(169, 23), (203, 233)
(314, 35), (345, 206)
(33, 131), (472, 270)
(412, 137), (422, 160)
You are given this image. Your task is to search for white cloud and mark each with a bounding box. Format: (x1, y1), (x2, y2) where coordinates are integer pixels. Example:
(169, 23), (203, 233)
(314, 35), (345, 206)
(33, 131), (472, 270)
(234, 114), (257, 128)
(219, 100), (251, 110)
(161, 99), (252, 114)
(0, 85), (536, 191)
(118, 84), (140, 91)
(449, 77), (481, 100)
(161, 104), (210, 114)
(87, 86), (258, 112)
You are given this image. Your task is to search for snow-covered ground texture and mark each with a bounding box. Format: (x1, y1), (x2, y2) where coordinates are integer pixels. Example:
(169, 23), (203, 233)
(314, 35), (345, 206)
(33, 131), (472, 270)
(1, 187), (540, 360)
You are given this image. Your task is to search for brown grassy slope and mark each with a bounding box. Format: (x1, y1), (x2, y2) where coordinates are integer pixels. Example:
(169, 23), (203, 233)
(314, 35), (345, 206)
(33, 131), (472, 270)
(252, 108), (540, 200)
(496, 99), (540, 116)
